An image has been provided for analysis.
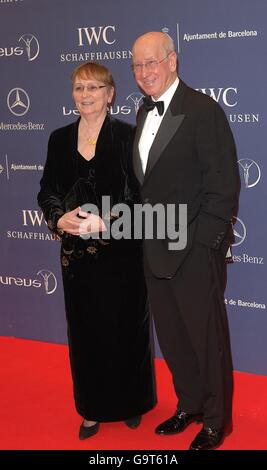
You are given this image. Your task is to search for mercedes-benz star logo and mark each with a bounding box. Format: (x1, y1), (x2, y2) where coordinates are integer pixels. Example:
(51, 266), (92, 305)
(7, 88), (30, 116)
(37, 269), (57, 295)
(232, 216), (246, 247)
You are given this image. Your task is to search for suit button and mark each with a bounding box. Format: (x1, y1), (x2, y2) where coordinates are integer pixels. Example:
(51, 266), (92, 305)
(144, 197), (149, 203)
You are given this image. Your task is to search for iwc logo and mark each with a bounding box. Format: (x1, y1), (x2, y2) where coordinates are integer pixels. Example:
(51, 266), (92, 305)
(77, 25), (116, 46)
(7, 88), (30, 116)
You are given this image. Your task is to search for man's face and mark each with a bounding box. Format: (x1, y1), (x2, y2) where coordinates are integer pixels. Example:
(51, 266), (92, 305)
(132, 39), (177, 100)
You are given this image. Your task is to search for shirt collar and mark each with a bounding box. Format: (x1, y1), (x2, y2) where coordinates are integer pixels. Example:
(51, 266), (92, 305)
(152, 77), (179, 114)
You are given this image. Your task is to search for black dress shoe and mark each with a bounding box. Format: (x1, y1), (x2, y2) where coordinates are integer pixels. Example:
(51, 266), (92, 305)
(79, 421), (100, 440)
(155, 410), (202, 435)
(124, 415), (142, 429)
(189, 426), (225, 450)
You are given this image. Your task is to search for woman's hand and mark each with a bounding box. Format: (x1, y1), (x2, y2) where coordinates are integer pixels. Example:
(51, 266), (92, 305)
(78, 210), (107, 235)
(57, 207), (106, 236)
(57, 207), (83, 236)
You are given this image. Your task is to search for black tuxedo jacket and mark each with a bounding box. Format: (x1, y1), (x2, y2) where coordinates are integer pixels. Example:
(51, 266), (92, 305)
(133, 80), (240, 278)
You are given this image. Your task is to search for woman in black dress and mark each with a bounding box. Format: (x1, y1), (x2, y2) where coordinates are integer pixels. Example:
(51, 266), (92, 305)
(38, 62), (156, 439)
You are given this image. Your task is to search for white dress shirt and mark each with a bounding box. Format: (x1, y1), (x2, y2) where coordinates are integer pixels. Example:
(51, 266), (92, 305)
(139, 77), (179, 173)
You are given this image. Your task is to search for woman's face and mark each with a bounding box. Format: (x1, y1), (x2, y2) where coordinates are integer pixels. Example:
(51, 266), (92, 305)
(72, 76), (114, 118)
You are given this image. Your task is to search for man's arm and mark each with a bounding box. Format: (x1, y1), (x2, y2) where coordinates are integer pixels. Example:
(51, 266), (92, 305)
(194, 99), (240, 250)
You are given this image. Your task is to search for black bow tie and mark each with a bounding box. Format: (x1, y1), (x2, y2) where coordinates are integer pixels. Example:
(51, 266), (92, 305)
(143, 96), (164, 116)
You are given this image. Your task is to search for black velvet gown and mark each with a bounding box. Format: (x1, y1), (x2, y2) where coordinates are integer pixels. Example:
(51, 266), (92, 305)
(38, 115), (156, 422)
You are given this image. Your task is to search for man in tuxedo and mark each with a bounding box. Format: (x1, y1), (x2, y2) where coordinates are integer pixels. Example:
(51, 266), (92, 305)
(132, 31), (240, 450)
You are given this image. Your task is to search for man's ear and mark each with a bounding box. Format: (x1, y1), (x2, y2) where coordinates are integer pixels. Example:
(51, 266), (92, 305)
(169, 51), (178, 72)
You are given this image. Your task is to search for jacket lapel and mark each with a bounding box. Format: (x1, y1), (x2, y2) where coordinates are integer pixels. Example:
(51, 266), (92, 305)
(133, 106), (147, 185)
(145, 111), (185, 179)
(144, 81), (187, 182)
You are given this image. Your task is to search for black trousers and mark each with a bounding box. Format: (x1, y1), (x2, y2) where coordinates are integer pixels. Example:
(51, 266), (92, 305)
(145, 242), (233, 429)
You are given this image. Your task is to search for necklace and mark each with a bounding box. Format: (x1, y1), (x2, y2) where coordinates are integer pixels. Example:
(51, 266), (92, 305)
(86, 136), (97, 146)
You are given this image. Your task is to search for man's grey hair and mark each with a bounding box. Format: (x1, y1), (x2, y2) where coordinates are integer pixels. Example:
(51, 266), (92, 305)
(162, 33), (176, 54)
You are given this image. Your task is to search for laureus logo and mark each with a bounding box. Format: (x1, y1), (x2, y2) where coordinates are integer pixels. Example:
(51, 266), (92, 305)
(0, 33), (39, 61)
(36, 270), (57, 295)
(126, 92), (144, 115)
(238, 159), (261, 188)
(18, 34), (40, 61)
(7, 88), (30, 116)
(232, 216), (246, 247)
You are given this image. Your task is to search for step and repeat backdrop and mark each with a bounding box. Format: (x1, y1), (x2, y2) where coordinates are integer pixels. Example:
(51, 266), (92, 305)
(1, 0), (267, 374)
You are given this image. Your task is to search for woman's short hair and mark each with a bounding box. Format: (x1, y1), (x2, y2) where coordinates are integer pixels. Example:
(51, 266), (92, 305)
(71, 61), (115, 89)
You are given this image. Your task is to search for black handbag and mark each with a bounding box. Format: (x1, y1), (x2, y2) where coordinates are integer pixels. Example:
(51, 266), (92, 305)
(63, 177), (100, 213)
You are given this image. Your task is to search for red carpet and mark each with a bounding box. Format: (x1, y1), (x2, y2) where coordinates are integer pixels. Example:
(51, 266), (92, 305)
(1, 336), (267, 450)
